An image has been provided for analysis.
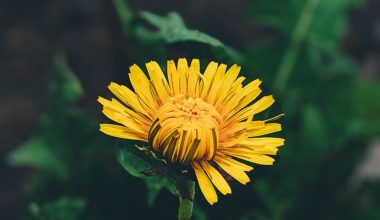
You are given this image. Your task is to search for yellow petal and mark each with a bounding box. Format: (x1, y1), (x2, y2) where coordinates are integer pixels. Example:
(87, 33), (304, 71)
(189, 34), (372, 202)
(248, 146), (279, 155)
(145, 61), (169, 102)
(167, 60), (180, 94)
(187, 66), (198, 98)
(200, 161), (232, 195)
(219, 84), (245, 116)
(220, 121), (265, 141)
(248, 123), (282, 137)
(214, 156), (250, 185)
(177, 58), (189, 94)
(221, 144), (278, 160)
(264, 114), (285, 122)
(233, 79), (262, 111)
(98, 97), (150, 135)
(230, 152), (275, 165)
(224, 64), (240, 85)
(214, 65), (240, 108)
(193, 162), (218, 205)
(238, 137), (285, 147)
(98, 96), (151, 125)
(249, 95), (275, 115)
(227, 96), (275, 123)
(220, 155), (253, 171)
(206, 64), (227, 104)
(99, 124), (146, 141)
(201, 61), (218, 98)
(190, 59), (200, 73)
(107, 83), (152, 119)
(129, 64), (158, 110)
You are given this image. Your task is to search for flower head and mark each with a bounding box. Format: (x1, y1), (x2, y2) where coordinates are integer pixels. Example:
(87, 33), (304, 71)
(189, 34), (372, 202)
(98, 58), (284, 204)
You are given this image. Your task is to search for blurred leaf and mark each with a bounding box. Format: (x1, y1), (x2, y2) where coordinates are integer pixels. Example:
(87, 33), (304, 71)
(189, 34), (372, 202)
(117, 144), (176, 206)
(253, 179), (291, 220)
(116, 145), (151, 178)
(301, 105), (328, 153)
(29, 202), (41, 218)
(243, 41), (287, 82)
(140, 11), (224, 47)
(249, 0), (361, 93)
(193, 203), (207, 220)
(307, 0), (361, 53)
(354, 83), (380, 136)
(7, 0), (377, 219)
(138, 11), (242, 62)
(7, 136), (68, 180)
(145, 176), (175, 206)
(29, 197), (86, 220)
(50, 53), (83, 105)
(251, 0), (360, 51)
(113, 0), (133, 35)
(6, 52), (85, 180)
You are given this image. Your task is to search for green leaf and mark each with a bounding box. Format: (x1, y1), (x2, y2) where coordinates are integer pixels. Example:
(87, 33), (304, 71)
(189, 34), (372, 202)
(113, 0), (133, 35)
(193, 203), (207, 220)
(140, 11), (224, 47)
(116, 144), (153, 178)
(253, 179), (291, 220)
(354, 83), (380, 137)
(137, 11), (241, 62)
(116, 144), (176, 206)
(251, 0), (360, 50)
(29, 197), (86, 220)
(301, 105), (328, 153)
(6, 53), (85, 180)
(145, 176), (176, 206)
(50, 52), (83, 105)
(7, 136), (68, 180)
(249, 0), (361, 93)
(29, 202), (41, 218)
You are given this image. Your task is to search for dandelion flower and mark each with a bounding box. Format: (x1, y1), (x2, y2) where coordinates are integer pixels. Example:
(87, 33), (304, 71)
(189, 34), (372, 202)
(98, 58), (284, 205)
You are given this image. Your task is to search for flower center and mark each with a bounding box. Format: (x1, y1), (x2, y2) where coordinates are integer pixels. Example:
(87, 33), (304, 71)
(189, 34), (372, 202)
(148, 94), (223, 164)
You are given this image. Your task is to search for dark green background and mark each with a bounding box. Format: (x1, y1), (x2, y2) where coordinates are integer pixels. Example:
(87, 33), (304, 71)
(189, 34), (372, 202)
(1, 0), (380, 219)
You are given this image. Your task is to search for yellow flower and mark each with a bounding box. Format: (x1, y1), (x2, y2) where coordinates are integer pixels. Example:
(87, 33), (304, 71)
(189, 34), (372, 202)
(98, 58), (284, 205)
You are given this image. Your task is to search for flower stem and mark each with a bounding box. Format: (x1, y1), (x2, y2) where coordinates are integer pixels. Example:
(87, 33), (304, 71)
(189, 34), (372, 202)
(178, 180), (195, 220)
(272, 0), (321, 94)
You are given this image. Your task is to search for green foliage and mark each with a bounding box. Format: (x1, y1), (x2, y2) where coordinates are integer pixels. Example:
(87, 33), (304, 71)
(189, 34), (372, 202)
(8, 51), (178, 219)
(138, 11), (241, 62)
(353, 82), (380, 137)
(7, 53), (84, 180)
(300, 105), (328, 155)
(113, 0), (133, 35)
(116, 144), (176, 206)
(50, 53), (83, 105)
(249, 0), (361, 92)
(7, 136), (68, 180)
(8, 0), (380, 220)
(240, 0), (380, 219)
(29, 197), (86, 220)
(113, 0), (240, 63)
(251, 0), (360, 50)
(139, 11), (224, 47)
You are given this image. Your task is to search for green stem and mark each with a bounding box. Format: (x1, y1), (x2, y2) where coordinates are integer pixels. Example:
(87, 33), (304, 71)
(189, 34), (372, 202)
(272, 0), (321, 94)
(178, 181), (195, 220)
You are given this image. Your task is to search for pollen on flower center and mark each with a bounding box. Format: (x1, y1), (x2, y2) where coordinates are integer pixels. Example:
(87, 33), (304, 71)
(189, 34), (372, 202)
(148, 94), (222, 164)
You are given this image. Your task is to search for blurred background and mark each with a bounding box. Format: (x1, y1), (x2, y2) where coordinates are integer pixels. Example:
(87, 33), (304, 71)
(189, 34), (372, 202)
(1, 0), (380, 219)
